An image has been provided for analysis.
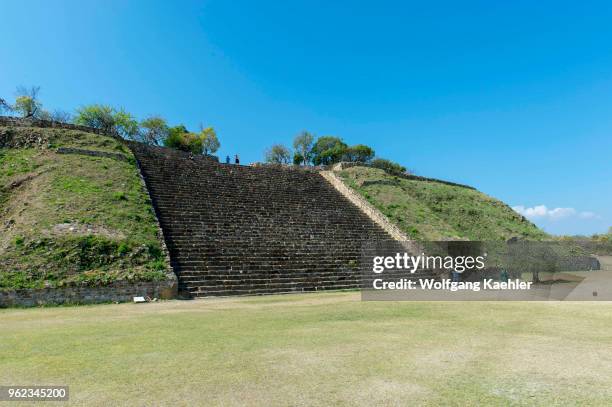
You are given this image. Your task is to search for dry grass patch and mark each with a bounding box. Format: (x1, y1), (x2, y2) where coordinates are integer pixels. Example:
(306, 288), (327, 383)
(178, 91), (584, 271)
(1, 292), (612, 406)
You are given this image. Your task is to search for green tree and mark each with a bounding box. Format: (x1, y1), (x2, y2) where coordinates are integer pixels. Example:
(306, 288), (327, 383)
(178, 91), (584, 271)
(344, 144), (375, 163)
(199, 127), (220, 155)
(74, 104), (117, 134)
(113, 108), (139, 140)
(74, 105), (138, 139)
(164, 126), (185, 149)
(293, 152), (304, 165)
(164, 125), (203, 154)
(13, 86), (42, 118)
(140, 116), (169, 145)
(168, 125), (189, 137)
(292, 131), (314, 165)
(311, 136), (348, 165)
(265, 144), (291, 164)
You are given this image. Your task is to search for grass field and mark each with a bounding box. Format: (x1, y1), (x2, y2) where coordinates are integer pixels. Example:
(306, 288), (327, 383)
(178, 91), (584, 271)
(2, 294), (612, 406)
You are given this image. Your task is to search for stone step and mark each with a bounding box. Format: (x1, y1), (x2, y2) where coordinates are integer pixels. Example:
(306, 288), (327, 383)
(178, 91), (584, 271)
(130, 142), (398, 297)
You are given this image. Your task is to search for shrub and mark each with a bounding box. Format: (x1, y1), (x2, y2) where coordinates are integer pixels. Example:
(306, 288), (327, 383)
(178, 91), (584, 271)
(370, 158), (407, 176)
(117, 242), (130, 255)
(113, 191), (127, 201)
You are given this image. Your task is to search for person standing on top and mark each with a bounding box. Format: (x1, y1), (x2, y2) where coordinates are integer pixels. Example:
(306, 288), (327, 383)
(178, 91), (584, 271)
(235, 154), (240, 165)
(226, 155), (230, 164)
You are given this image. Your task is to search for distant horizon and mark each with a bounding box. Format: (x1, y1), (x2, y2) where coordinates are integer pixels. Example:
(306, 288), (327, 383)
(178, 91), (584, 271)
(1, 0), (610, 236)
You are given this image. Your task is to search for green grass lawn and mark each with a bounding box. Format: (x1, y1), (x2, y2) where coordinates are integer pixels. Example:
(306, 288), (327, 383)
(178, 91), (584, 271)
(2, 293), (612, 406)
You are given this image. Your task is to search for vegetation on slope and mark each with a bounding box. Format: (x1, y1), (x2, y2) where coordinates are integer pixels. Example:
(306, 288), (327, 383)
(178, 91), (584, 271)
(0, 125), (168, 290)
(338, 166), (547, 241)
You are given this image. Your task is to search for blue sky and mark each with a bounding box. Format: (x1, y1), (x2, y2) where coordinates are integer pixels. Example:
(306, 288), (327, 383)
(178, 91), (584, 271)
(1, 0), (611, 236)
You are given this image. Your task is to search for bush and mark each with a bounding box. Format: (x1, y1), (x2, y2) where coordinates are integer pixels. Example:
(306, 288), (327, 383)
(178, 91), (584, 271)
(113, 191), (127, 201)
(164, 125), (203, 154)
(370, 158), (407, 176)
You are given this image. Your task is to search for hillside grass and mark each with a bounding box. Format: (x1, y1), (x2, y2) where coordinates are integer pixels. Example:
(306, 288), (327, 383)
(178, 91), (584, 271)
(338, 166), (547, 241)
(0, 125), (168, 290)
(1, 292), (612, 406)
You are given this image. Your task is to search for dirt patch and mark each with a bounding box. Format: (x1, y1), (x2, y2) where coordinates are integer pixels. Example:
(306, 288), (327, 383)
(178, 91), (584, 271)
(3, 170), (46, 190)
(49, 222), (125, 240)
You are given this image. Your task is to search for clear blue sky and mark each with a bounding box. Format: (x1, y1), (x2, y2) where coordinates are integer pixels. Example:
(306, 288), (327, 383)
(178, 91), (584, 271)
(1, 0), (611, 236)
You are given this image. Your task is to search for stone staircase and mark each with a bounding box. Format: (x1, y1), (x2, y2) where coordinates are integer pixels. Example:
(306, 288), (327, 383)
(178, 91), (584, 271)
(129, 143), (422, 297)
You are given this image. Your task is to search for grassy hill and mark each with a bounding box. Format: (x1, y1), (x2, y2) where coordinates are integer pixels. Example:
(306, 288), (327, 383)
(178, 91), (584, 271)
(337, 166), (547, 241)
(0, 125), (169, 290)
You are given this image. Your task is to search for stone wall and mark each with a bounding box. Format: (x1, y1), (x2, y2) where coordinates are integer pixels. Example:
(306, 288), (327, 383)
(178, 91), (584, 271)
(0, 116), (121, 140)
(0, 277), (177, 307)
(56, 147), (130, 162)
(332, 162), (476, 190)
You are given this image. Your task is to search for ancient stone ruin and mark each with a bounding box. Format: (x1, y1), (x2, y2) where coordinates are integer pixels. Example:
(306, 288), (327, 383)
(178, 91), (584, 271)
(130, 143), (396, 297)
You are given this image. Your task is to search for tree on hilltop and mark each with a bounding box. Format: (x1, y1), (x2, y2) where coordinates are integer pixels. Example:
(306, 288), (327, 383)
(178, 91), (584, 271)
(343, 144), (374, 163)
(74, 104), (117, 134)
(140, 116), (169, 146)
(113, 108), (139, 139)
(265, 144), (292, 164)
(164, 125), (203, 154)
(199, 126), (220, 155)
(13, 86), (43, 118)
(311, 136), (348, 166)
(74, 104), (139, 139)
(293, 131), (314, 165)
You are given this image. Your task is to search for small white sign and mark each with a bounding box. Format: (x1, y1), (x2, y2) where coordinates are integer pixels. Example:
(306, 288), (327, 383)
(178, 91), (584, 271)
(133, 296), (146, 303)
